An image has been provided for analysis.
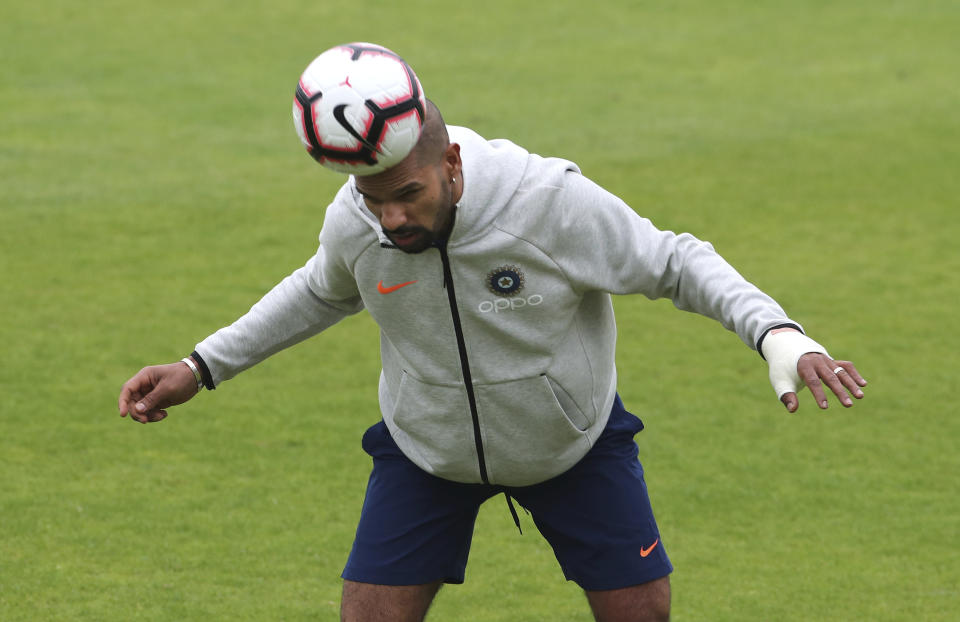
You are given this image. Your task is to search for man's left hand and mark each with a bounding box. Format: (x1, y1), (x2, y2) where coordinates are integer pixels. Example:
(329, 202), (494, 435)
(781, 353), (867, 413)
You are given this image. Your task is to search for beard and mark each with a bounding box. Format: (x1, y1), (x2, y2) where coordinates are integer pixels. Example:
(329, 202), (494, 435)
(384, 194), (457, 254)
(383, 225), (436, 254)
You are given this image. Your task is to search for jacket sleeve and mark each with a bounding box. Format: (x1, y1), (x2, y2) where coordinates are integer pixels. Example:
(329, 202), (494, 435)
(194, 199), (365, 387)
(550, 170), (798, 350)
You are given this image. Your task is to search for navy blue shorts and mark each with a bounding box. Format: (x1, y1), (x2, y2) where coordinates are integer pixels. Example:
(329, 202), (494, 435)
(341, 395), (673, 591)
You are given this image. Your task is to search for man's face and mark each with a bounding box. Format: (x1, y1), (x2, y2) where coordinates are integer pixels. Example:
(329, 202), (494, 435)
(355, 144), (462, 254)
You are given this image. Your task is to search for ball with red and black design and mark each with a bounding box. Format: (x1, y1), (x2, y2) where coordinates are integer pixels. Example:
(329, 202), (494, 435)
(292, 42), (426, 176)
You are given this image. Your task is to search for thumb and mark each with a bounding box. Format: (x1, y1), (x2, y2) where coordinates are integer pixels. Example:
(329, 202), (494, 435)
(780, 392), (799, 413)
(762, 331), (828, 411)
(135, 387), (164, 414)
(770, 373), (799, 402)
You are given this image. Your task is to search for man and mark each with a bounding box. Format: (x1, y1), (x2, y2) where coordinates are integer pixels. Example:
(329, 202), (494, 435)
(119, 100), (866, 621)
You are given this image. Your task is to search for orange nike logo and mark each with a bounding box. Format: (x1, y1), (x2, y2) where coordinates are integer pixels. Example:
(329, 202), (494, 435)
(377, 279), (418, 294)
(640, 538), (659, 558)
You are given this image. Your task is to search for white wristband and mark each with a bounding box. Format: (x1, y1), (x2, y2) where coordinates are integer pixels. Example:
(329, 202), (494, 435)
(760, 331), (829, 399)
(181, 357), (203, 391)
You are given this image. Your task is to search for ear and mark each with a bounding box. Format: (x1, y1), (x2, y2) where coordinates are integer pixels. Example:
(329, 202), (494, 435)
(443, 142), (462, 178)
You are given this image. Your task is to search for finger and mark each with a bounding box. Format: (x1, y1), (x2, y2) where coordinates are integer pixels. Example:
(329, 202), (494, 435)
(127, 386), (157, 422)
(120, 393), (139, 417)
(130, 408), (167, 424)
(135, 388), (161, 415)
(780, 392), (799, 413)
(796, 352), (841, 409)
(812, 361), (854, 407)
(145, 409), (168, 423)
(121, 389), (142, 417)
(119, 371), (153, 415)
(832, 364), (865, 400)
(799, 366), (830, 409)
(119, 384), (139, 416)
(834, 361), (867, 392)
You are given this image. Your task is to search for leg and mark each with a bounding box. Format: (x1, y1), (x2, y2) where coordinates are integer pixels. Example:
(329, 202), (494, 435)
(510, 397), (672, 615)
(341, 579), (443, 622)
(586, 575), (671, 622)
(341, 422), (496, 615)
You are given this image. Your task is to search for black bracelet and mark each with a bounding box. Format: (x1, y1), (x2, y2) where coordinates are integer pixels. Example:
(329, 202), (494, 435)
(190, 350), (216, 390)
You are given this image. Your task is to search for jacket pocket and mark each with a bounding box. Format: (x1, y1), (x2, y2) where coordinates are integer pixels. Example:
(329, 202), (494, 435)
(545, 375), (590, 431)
(387, 371), (483, 482)
(473, 374), (595, 485)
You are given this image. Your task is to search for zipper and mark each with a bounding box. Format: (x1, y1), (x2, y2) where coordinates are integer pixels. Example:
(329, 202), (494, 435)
(437, 241), (490, 484)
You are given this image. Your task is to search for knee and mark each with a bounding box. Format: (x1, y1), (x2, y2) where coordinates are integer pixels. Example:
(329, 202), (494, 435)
(631, 586), (670, 622)
(586, 575), (671, 622)
(341, 580), (442, 622)
(645, 593), (671, 622)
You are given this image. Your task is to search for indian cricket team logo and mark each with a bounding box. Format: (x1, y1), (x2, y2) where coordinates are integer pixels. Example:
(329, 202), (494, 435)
(487, 265), (525, 297)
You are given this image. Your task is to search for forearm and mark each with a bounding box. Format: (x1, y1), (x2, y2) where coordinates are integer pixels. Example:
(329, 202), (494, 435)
(664, 234), (799, 350)
(553, 173), (797, 349)
(195, 264), (362, 386)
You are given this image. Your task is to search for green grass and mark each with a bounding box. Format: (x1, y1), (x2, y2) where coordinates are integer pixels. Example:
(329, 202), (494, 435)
(2, 1), (958, 620)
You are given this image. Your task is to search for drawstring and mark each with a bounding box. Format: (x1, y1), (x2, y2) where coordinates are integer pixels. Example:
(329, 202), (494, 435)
(504, 491), (523, 535)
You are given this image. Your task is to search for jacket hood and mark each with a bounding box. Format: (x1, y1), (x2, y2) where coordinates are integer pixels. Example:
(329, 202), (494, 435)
(347, 125), (532, 246)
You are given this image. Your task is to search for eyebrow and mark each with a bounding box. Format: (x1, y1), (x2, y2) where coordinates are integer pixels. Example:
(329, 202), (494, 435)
(357, 182), (424, 201)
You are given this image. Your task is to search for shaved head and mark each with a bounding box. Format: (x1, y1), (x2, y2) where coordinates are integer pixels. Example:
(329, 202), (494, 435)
(410, 99), (449, 168)
(355, 97), (462, 253)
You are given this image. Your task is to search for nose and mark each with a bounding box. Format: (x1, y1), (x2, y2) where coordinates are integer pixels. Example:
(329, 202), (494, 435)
(379, 203), (409, 231)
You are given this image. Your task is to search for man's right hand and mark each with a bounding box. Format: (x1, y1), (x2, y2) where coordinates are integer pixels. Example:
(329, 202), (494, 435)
(118, 360), (200, 424)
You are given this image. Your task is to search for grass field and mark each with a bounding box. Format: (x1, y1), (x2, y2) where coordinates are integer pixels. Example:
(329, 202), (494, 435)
(2, 1), (958, 620)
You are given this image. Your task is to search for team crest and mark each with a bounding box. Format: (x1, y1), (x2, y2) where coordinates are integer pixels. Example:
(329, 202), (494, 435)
(487, 265), (525, 297)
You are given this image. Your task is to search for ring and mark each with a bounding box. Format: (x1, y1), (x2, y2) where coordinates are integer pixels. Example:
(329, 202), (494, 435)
(833, 366), (845, 375)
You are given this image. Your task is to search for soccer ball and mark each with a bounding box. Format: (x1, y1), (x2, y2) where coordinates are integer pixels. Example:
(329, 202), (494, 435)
(292, 42), (426, 176)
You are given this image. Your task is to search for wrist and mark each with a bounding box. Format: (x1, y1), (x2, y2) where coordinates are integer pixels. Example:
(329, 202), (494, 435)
(756, 323), (803, 359)
(769, 327), (800, 335)
(181, 357), (203, 391)
(189, 350), (215, 390)
(761, 331), (829, 399)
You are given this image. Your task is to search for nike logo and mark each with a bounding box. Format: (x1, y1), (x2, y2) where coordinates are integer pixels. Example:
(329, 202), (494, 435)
(377, 279), (418, 294)
(333, 104), (382, 153)
(640, 538), (659, 558)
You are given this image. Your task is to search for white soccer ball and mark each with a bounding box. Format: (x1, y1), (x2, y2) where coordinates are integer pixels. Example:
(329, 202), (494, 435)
(292, 43), (426, 176)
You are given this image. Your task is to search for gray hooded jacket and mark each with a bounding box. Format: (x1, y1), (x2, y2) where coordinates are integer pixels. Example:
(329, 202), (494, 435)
(195, 126), (797, 486)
